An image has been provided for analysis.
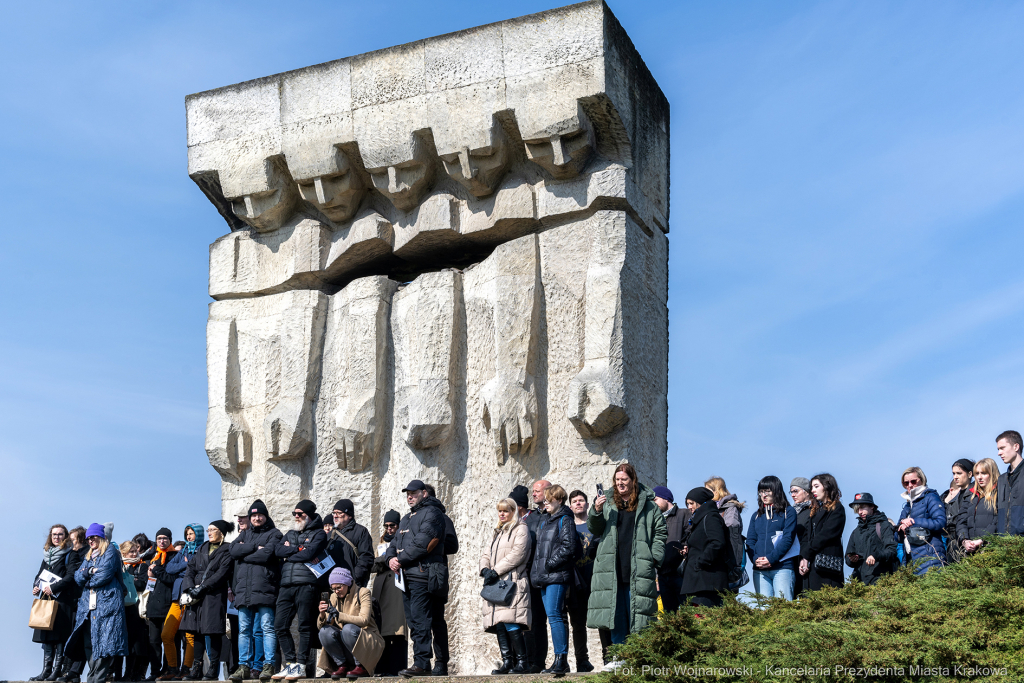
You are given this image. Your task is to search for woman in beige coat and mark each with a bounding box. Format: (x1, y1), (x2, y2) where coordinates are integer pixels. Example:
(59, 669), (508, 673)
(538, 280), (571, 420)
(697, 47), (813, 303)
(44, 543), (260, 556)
(316, 568), (384, 680)
(479, 498), (531, 675)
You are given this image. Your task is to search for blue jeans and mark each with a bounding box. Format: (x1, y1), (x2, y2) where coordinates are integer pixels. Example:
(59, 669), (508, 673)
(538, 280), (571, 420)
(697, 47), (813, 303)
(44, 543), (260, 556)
(253, 617), (264, 670)
(541, 584), (569, 656)
(238, 606), (276, 668)
(752, 566), (795, 601)
(610, 587), (630, 645)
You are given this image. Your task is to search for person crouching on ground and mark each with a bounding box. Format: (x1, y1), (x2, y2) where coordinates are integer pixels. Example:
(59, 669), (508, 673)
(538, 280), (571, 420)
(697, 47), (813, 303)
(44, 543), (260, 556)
(317, 568), (384, 680)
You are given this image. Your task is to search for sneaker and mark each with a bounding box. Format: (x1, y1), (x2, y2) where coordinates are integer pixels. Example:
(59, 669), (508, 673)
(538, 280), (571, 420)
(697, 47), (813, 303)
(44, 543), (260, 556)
(259, 665), (274, 683)
(284, 664), (303, 681)
(602, 660), (626, 673)
(271, 665), (291, 681)
(228, 667), (249, 683)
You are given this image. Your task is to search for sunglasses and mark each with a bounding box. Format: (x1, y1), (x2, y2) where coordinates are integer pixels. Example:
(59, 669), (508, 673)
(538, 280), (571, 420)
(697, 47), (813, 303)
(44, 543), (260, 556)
(292, 511), (306, 517)
(383, 523), (398, 528)
(903, 478), (921, 488)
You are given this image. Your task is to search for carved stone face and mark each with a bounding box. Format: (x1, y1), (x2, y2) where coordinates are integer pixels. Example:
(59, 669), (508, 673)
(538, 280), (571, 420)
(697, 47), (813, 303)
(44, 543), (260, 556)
(296, 154), (366, 224)
(367, 159), (435, 212)
(524, 121), (594, 180)
(227, 157), (299, 233)
(439, 126), (510, 198)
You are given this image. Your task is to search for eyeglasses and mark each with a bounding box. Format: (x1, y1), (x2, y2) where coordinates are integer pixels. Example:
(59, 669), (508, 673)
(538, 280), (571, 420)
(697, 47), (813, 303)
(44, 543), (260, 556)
(52, 532), (66, 537)
(903, 478), (921, 488)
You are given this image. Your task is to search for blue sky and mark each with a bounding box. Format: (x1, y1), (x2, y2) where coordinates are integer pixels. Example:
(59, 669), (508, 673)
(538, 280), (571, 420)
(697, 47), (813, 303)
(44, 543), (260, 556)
(3, 0), (1024, 677)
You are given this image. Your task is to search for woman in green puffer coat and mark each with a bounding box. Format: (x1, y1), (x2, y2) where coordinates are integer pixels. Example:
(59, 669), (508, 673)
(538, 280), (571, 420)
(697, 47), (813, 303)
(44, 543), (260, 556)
(586, 463), (666, 660)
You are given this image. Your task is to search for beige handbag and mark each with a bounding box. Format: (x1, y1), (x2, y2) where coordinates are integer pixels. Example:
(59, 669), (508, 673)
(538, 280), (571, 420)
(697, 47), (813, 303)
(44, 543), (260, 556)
(30, 596), (58, 630)
(138, 590), (151, 619)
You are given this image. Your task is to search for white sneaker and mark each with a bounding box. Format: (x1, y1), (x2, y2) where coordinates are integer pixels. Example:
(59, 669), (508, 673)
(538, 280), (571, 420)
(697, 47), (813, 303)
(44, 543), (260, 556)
(271, 664), (292, 680)
(602, 660), (626, 673)
(284, 663), (304, 681)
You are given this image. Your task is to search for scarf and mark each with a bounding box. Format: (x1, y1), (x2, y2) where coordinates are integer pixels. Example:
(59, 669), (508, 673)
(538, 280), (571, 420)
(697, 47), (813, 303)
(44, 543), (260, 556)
(209, 542), (222, 555)
(382, 532), (395, 543)
(793, 500), (812, 513)
(154, 547), (173, 565)
(44, 545), (70, 568)
(184, 524), (205, 556)
(902, 485), (926, 504)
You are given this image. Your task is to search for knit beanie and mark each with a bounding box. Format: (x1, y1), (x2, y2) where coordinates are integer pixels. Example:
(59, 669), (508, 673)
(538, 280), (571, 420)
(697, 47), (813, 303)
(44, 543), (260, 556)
(210, 520), (235, 536)
(383, 510), (401, 526)
(329, 567), (353, 586)
(333, 499), (354, 516)
(103, 523), (115, 541)
(155, 527), (173, 541)
(509, 485), (530, 509)
(86, 523), (106, 540)
(652, 486), (674, 504)
(295, 499), (317, 517)
(954, 458), (975, 475)
(685, 487), (714, 506)
(790, 477), (812, 494)
(248, 499), (269, 518)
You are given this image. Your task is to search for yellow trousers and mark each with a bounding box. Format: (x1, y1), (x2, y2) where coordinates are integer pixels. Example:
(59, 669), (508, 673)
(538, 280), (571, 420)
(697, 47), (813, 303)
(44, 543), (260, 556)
(161, 603), (195, 668)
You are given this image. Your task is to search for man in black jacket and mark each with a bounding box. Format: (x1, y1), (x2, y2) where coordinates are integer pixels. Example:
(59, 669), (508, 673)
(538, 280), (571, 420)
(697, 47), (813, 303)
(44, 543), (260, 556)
(229, 500), (283, 683)
(522, 479), (550, 672)
(324, 499), (374, 588)
(654, 486), (688, 612)
(272, 499), (326, 681)
(423, 484), (457, 676)
(997, 430), (1024, 535)
(386, 480), (448, 678)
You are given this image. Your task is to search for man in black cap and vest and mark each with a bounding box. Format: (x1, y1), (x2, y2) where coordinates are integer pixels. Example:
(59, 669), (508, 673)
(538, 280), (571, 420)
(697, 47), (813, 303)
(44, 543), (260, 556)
(271, 499), (326, 681)
(386, 480), (448, 678)
(324, 499), (374, 588)
(423, 484), (457, 675)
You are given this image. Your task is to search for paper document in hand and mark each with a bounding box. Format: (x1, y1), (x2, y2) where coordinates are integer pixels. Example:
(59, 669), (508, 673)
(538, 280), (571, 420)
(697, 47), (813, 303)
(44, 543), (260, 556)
(33, 569), (61, 597)
(376, 542), (389, 557)
(395, 568), (405, 592)
(304, 550), (337, 578)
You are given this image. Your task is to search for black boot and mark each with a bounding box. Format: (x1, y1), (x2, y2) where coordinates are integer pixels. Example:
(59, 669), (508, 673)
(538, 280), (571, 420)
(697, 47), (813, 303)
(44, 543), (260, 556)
(31, 645), (56, 681)
(506, 629), (528, 675)
(491, 629), (514, 675)
(542, 654), (569, 676)
(47, 646), (65, 682)
(182, 661), (204, 681)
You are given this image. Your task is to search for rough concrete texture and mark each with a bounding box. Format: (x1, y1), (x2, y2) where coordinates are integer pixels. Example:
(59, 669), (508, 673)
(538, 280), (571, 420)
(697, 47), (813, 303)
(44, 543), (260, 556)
(190, 1), (668, 674)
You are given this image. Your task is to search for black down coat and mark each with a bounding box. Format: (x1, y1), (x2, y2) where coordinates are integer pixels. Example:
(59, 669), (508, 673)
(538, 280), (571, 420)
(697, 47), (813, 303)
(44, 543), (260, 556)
(679, 501), (730, 595)
(323, 520), (375, 588)
(230, 518), (284, 608)
(386, 497), (448, 572)
(844, 511), (898, 586)
(180, 542), (234, 635)
(33, 552), (73, 644)
(530, 504), (581, 586)
(277, 514), (327, 587)
(957, 494), (999, 541)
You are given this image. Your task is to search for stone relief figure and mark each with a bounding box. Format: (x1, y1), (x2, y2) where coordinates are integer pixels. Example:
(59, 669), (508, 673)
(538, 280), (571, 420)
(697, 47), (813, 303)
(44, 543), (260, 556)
(226, 155), (301, 232)
(438, 122), (510, 198)
(566, 214), (629, 439)
(327, 276), (397, 472)
(205, 318), (251, 482)
(523, 108), (595, 180)
(294, 146), (367, 224)
(475, 234), (541, 463)
(363, 134), (437, 212)
(393, 270), (460, 450)
(263, 290), (329, 460)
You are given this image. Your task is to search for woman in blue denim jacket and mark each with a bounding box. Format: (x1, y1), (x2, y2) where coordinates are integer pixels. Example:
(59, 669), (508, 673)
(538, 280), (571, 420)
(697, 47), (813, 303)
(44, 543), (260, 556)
(65, 524), (127, 683)
(745, 476), (798, 600)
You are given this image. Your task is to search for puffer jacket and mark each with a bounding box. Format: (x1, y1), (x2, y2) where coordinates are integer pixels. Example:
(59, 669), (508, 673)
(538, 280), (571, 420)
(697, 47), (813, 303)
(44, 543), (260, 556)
(680, 501), (730, 595)
(898, 487), (947, 575)
(530, 504), (580, 586)
(386, 497), (448, 573)
(277, 513), (327, 586)
(66, 546), (128, 660)
(845, 511), (898, 585)
(586, 483), (666, 633)
(479, 520), (531, 632)
(230, 517), (284, 608)
(744, 505), (798, 570)
(956, 493), (998, 541)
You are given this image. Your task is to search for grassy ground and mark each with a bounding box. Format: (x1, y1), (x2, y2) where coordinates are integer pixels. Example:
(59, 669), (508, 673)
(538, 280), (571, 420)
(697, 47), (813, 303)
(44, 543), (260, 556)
(600, 535), (1024, 682)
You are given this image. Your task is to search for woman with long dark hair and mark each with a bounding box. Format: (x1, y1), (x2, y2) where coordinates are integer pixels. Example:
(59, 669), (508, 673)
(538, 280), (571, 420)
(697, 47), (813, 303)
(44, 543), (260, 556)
(745, 477), (798, 600)
(30, 525), (73, 681)
(587, 463), (666, 671)
(798, 473), (846, 590)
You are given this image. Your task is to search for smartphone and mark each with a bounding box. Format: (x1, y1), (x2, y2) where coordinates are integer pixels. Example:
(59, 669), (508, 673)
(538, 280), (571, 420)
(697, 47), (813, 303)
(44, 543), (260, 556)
(320, 591), (330, 604)
(596, 483), (604, 498)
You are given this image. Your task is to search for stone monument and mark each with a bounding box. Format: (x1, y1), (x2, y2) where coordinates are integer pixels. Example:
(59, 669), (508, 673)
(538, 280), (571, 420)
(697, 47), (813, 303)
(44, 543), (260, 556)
(186, 0), (668, 673)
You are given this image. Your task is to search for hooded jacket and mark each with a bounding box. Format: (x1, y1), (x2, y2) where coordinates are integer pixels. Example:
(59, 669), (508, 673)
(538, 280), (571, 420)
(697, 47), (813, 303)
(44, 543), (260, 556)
(181, 541), (234, 635)
(230, 516), (284, 607)
(324, 519), (375, 588)
(530, 504), (580, 586)
(845, 511), (898, 585)
(385, 497), (448, 575)
(716, 494), (746, 573)
(997, 460), (1024, 535)
(898, 486), (946, 574)
(277, 513), (327, 586)
(586, 483), (666, 633)
(679, 501), (730, 595)
(745, 505), (798, 570)
(956, 493), (998, 542)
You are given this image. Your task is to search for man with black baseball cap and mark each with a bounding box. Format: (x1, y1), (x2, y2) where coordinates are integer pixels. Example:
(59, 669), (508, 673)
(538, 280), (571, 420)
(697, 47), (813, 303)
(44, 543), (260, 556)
(386, 480), (448, 678)
(323, 499), (374, 588)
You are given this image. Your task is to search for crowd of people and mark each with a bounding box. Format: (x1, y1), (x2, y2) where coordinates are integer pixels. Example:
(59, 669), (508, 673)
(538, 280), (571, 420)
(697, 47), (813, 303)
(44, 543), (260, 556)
(29, 431), (1024, 681)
